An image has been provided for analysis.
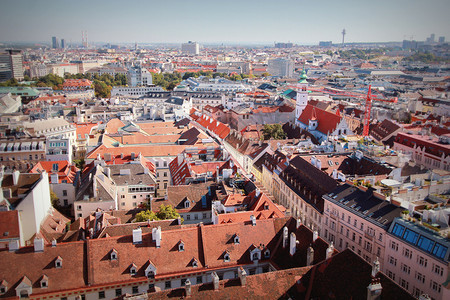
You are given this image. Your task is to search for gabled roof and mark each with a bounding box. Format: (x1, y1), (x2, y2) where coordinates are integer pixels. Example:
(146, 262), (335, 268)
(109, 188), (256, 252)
(298, 104), (342, 135)
(30, 161), (79, 184)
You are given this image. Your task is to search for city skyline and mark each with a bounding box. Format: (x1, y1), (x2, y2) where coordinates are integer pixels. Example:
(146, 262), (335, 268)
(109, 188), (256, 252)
(0, 0), (449, 45)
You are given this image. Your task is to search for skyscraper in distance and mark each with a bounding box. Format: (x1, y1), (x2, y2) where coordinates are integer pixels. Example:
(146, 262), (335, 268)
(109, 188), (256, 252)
(52, 36), (59, 49)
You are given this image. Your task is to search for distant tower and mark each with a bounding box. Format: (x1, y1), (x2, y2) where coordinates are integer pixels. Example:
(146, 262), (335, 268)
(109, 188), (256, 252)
(82, 31), (88, 48)
(342, 29), (346, 45)
(61, 39), (65, 49)
(52, 36), (58, 49)
(295, 67), (308, 123)
(135, 42), (138, 51)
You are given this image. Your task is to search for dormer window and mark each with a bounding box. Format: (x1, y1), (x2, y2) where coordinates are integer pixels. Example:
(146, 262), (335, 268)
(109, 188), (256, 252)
(234, 235), (240, 244)
(40, 275), (48, 288)
(264, 204), (269, 210)
(145, 261), (156, 278)
(184, 200), (190, 208)
(192, 259), (198, 268)
(110, 249), (118, 260)
(224, 251), (230, 262)
(130, 264), (137, 275)
(55, 256), (62, 269)
(0, 280), (8, 295)
(252, 253), (259, 260)
(264, 249), (270, 259)
(178, 241), (185, 252)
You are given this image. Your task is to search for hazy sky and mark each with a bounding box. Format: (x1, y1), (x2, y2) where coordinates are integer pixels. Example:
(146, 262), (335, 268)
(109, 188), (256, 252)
(0, 0), (449, 44)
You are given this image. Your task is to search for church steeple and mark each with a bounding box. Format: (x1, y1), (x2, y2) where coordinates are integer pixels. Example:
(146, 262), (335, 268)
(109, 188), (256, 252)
(295, 66), (308, 123)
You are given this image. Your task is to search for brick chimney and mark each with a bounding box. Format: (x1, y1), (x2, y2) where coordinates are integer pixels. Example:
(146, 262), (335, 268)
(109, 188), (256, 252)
(238, 267), (247, 286)
(367, 278), (382, 300)
(282, 226), (288, 248)
(211, 272), (219, 290)
(306, 245), (314, 266)
(185, 279), (191, 297)
(289, 232), (297, 256)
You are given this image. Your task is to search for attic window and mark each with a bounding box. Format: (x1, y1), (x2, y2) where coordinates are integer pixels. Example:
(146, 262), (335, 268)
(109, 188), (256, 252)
(178, 241), (184, 252)
(234, 235), (240, 244)
(265, 249), (270, 258)
(224, 252), (230, 262)
(111, 250), (118, 260)
(184, 201), (190, 208)
(264, 204), (269, 210)
(130, 264), (137, 275)
(0, 287), (5, 294)
(147, 271), (155, 279)
(40, 277), (48, 288)
(192, 259), (198, 268)
(252, 252), (259, 261)
(55, 257), (62, 269)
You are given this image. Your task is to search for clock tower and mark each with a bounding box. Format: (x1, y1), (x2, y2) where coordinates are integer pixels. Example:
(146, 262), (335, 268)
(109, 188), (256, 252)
(295, 67), (308, 122)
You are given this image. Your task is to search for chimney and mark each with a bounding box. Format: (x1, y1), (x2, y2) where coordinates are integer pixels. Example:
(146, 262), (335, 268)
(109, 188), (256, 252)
(152, 226), (162, 248)
(12, 170), (20, 186)
(313, 230), (318, 242)
(34, 237), (44, 252)
(132, 228), (142, 244)
(250, 215), (256, 226)
(326, 242), (334, 259)
(105, 168), (111, 178)
(306, 245), (314, 266)
(367, 278), (382, 300)
(185, 279), (191, 297)
(211, 272), (219, 290)
(51, 239), (57, 247)
(282, 226), (288, 248)
(238, 267), (247, 286)
(371, 257), (380, 277)
(8, 240), (19, 252)
(289, 232), (297, 256)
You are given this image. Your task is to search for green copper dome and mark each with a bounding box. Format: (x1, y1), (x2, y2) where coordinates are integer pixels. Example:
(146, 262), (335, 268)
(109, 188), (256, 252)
(298, 67), (307, 83)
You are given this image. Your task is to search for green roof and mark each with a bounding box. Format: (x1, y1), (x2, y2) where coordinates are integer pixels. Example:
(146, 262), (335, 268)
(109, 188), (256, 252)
(298, 67), (307, 83)
(0, 87), (39, 97)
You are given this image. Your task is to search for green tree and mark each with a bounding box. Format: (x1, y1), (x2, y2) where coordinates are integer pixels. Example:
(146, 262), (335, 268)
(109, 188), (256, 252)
(156, 204), (181, 220)
(50, 189), (59, 206)
(135, 210), (159, 222)
(134, 205), (182, 222)
(73, 158), (85, 170)
(262, 124), (286, 140)
(94, 80), (111, 98)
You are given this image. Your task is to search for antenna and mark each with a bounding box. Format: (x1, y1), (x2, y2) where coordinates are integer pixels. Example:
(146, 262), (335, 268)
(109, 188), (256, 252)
(342, 29), (346, 45)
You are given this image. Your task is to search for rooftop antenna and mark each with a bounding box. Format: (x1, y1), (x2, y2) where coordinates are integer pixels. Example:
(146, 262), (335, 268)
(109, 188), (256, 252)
(342, 29), (346, 46)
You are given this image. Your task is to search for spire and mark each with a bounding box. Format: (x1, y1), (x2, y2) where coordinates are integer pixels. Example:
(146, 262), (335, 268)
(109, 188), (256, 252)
(298, 66), (308, 83)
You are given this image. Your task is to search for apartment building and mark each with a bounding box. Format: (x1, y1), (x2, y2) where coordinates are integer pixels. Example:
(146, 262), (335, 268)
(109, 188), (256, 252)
(276, 156), (338, 234)
(393, 132), (450, 171)
(322, 183), (404, 268)
(385, 218), (449, 299)
(0, 137), (46, 171)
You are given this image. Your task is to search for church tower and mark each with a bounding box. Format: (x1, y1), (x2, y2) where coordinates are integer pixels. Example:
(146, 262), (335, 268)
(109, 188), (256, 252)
(295, 67), (308, 122)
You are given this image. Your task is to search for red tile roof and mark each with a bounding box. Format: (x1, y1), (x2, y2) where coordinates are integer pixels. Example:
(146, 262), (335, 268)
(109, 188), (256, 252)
(298, 104), (342, 135)
(30, 161), (79, 184)
(0, 210), (20, 240)
(191, 110), (230, 139)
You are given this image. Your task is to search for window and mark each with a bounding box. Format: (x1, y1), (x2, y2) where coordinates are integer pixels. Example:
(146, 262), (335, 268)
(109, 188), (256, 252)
(390, 241), (398, 251)
(181, 279), (187, 286)
(387, 270), (395, 281)
(392, 223), (405, 237)
(186, 214), (190, 220)
(364, 241), (372, 252)
(388, 256), (397, 266)
(415, 272), (425, 284)
(77, 205), (82, 210)
(430, 280), (441, 292)
(148, 283), (154, 290)
(358, 236), (362, 246)
(401, 263), (410, 274)
(132, 286), (138, 294)
(203, 212), (207, 219)
(115, 289), (122, 297)
(165, 281), (171, 289)
(378, 233), (383, 242)
(360, 223), (364, 231)
(196, 276), (202, 284)
(354, 219), (357, 227)
(98, 291), (105, 299)
(403, 229), (419, 244)
(400, 279), (409, 290)
(417, 236), (434, 253)
(352, 232), (356, 241)
(224, 252), (230, 262)
(432, 243), (448, 260)
(403, 248), (412, 259)
(417, 256), (427, 267)
(432, 264), (443, 276)
(413, 287), (423, 298)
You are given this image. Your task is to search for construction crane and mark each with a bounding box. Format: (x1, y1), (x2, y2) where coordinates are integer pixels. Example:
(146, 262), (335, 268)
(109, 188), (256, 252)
(363, 85), (372, 137)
